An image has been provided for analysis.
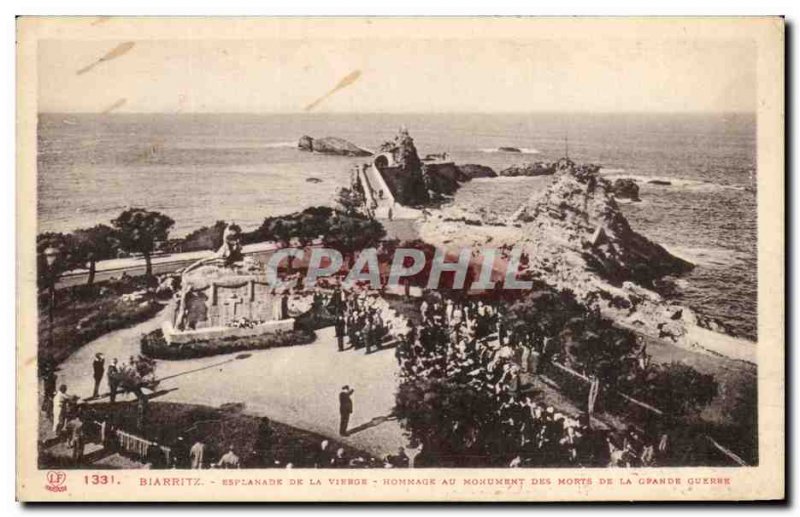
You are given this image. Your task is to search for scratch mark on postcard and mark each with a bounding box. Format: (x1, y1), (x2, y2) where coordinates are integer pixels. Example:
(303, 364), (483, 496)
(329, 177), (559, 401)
(304, 70), (362, 111)
(77, 41), (136, 75)
(102, 98), (127, 114)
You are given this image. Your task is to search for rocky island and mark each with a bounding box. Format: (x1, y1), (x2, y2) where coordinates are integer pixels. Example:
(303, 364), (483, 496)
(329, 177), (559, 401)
(498, 158), (597, 177)
(298, 135), (372, 157)
(610, 178), (641, 201)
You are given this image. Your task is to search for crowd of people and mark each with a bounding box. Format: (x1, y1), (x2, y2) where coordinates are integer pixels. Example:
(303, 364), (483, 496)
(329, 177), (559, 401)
(395, 293), (669, 468)
(39, 351), (157, 466)
(40, 282), (674, 470)
(329, 289), (391, 354)
(153, 417), (409, 470)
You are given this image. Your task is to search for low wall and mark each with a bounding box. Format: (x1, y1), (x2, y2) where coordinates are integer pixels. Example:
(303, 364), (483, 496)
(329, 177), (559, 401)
(162, 318), (295, 345)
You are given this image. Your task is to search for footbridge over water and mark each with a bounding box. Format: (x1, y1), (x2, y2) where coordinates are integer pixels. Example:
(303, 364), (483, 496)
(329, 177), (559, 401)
(356, 152), (421, 221)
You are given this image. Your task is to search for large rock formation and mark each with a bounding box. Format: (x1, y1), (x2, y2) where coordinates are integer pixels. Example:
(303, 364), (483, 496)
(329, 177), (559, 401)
(423, 164), (497, 196)
(515, 168), (691, 285)
(500, 158), (599, 178)
(377, 129), (430, 205)
(610, 178), (641, 201)
(500, 162), (557, 177)
(422, 163), (464, 196)
(297, 135), (372, 157)
(417, 161), (695, 344)
(458, 164), (497, 179)
(298, 135), (314, 152)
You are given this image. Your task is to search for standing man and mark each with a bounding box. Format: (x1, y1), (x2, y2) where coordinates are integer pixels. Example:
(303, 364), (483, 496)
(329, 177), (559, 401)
(91, 353), (105, 399)
(189, 439), (206, 469)
(364, 320), (374, 355)
(107, 358), (119, 403)
(68, 406), (86, 465)
(338, 386), (354, 436)
(51, 384), (72, 435)
(280, 292), (289, 320)
(217, 445), (241, 469)
(253, 417), (274, 467)
(41, 363), (57, 419)
(335, 316), (346, 352)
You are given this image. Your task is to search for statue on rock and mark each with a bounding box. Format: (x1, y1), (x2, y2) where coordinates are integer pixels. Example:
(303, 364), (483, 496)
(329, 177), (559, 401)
(216, 223), (244, 267)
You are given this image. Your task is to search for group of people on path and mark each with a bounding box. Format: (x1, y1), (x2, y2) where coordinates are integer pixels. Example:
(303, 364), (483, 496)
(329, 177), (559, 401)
(331, 290), (390, 354)
(39, 351), (139, 466)
(395, 293), (670, 468)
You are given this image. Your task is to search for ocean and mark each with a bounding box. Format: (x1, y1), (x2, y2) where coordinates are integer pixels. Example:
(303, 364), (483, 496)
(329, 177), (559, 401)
(37, 112), (757, 340)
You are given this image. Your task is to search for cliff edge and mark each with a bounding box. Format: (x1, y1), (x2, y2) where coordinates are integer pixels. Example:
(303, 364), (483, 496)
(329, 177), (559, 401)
(416, 163), (756, 360)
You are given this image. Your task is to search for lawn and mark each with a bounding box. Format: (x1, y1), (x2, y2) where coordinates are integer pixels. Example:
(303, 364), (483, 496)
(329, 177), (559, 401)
(38, 277), (164, 366)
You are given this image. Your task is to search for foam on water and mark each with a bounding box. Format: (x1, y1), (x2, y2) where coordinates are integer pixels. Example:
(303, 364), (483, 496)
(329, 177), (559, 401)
(601, 171), (747, 193)
(479, 147), (540, 154)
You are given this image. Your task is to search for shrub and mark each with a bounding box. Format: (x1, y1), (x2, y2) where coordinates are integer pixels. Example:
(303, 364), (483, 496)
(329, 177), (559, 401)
(628, 362), (718, 418)
(39, 286), (163, 366)
(395, 376), (500, 467)
(140, 328), (316, 360)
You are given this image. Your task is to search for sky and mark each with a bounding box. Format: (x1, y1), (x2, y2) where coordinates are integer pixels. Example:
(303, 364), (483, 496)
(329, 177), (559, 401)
(37, 38), (756, 114)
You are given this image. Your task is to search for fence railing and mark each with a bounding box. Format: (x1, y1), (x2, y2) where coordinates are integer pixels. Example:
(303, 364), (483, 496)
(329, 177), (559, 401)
(530, 353), (748, 466)
(89, 420), (172, 467)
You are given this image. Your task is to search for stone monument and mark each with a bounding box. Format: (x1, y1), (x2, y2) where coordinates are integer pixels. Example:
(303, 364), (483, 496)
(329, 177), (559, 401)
(162, 223), (295, 345)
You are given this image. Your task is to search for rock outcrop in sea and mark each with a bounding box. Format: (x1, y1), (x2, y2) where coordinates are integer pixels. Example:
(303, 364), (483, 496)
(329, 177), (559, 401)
(514, 168), (690, 285)
(377, 129), (431, 205)
(423, 163), (499, 197)
(297, 135), (372, 157)
(418, 161), (700, 347)
(500, 162), (556, 177)
(610, 178), (641, 201)
(457, 164), (497, 179)
(499, 158), (595, 177)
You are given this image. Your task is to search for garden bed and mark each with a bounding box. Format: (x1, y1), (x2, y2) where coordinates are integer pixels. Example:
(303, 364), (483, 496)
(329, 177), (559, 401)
(38, 277), (164, 366)
(140, 327), (316, 360)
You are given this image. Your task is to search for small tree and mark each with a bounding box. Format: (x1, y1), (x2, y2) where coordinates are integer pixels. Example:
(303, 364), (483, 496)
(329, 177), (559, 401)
(631, 362), (718, 418)
(326, 212), (386, 266)
(180, 220), (227, 252)
(70, 224), (119, 287)
(36, 232), (73, 292)
(395, 376), (499, 467)
(112, 208), (175, 277)
(336, 186), (365, 215)
(559, 314), (640, 386)
(296, 207), (332, 247)
(111, 355), (159, 430)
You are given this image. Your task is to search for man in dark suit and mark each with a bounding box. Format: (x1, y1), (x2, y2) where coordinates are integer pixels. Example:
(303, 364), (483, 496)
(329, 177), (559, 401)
(338, 386), (354, 436)
(335, 316), (346, 352)
(107, 358), (119, 403)
(91, 353), (105, 399)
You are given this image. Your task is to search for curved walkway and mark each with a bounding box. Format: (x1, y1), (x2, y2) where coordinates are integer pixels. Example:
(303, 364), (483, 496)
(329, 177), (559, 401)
(54, 310), (407, 458)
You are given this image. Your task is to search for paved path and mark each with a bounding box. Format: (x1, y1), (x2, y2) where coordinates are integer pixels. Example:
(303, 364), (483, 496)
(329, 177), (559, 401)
(54, 312), (407, 458)
(56, 241), (304, 289)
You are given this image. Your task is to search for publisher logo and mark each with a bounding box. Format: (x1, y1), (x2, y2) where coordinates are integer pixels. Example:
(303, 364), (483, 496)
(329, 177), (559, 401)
(45, 471), (67, 492)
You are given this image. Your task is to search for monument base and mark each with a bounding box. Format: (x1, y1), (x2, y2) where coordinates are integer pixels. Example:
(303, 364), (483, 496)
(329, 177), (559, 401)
(162, 319), (296, 345)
